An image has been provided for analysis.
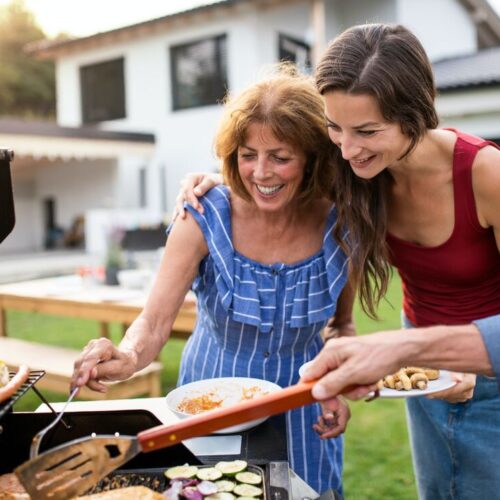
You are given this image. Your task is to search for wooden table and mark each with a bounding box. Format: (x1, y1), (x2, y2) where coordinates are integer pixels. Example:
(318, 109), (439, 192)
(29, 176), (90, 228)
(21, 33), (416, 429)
(0, 275), (196, 339)
(0, 276), (197, 399)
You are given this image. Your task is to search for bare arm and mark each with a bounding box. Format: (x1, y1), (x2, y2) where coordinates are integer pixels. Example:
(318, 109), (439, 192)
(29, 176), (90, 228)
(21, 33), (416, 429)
(71, 214), (208, 392)
(120, 214), (207, 369)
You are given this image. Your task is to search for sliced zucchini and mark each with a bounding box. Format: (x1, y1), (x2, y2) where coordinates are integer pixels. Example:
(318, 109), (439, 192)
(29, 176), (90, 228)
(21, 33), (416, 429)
(215, 460), (248, 476)
(236, 497), (259, 500)
(216, 480), (237, 492)
(197, 467), (223, 481)
(206, 493), (236, 500)
(235, 472), (262, 485)
(164, 464), (198, 480)
(233, 484), (263, 497)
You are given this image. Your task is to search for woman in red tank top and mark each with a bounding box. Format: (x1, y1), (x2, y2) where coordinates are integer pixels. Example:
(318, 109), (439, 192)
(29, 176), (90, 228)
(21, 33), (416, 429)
(312, 23), (500, 500)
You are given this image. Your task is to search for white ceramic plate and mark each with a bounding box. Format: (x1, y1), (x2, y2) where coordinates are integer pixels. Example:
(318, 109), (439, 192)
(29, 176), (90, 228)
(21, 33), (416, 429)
(298, 361), (456, 399)
(165, 377), (282, 434)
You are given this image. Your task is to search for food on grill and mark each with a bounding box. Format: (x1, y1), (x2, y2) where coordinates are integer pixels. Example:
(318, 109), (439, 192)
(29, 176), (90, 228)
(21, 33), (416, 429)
(235, 472), (262, 485)
(177, 386), (268, 415)
(206, 493), (235, 500)
(76, 485), (164, 499)
(377, 367), (440, 391)
(0, 361), (9, 387)
(215, 480), (236, 492)
(196, 468), (223, 481)
(0, 473), (30, 499)
(165, 465), (199, 480)
(215, 460), (248, 476)
(0, 364), (29, 403)
(233, 484), (263, 497)
(164, 461), (263, 499)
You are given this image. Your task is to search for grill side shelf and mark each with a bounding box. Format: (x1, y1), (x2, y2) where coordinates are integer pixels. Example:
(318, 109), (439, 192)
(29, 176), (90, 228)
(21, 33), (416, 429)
(0, 370), (45, 421)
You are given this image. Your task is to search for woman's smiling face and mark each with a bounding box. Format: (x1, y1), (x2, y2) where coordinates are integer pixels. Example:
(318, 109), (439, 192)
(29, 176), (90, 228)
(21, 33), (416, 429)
(323, 91), (412, 178)
(237, 122), (307, 212)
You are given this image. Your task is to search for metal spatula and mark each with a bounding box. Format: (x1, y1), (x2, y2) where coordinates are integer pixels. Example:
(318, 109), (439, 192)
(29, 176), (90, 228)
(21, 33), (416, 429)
(15, 380), (320, 499)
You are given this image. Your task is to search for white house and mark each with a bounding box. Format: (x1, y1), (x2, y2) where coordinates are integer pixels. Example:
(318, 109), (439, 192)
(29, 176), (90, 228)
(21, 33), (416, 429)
(2, 0), (499, 255)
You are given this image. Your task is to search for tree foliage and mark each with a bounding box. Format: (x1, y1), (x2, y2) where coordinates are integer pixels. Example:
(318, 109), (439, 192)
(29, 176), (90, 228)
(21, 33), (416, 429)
(0, 0), (56, 118)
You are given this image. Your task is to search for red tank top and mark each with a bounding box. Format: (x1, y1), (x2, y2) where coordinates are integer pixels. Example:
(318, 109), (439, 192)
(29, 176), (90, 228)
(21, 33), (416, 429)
(386, 129), (500, 327)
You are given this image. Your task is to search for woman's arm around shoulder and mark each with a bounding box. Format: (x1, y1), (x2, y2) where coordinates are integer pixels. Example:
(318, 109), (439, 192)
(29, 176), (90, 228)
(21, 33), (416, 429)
(174, 172), (224, 220)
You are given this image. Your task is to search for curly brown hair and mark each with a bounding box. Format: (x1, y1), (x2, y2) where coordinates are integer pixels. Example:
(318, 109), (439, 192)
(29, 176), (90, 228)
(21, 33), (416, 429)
(315, 23), (439, 317)
(215, 63), (337, 206)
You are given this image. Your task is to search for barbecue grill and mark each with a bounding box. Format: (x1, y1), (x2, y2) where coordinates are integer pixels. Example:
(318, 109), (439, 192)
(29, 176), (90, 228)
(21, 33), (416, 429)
(0, 391), (298, 498)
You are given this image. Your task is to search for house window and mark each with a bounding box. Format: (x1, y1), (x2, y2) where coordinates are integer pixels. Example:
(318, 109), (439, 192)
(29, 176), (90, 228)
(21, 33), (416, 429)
(170, 34), (228, 111)
(278, 34), (311, 70)
(80, 58), (126, 123)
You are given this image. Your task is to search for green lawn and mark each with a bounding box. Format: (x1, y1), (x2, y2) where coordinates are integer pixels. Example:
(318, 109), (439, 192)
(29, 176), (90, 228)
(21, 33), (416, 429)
(8, 272), (417, 499)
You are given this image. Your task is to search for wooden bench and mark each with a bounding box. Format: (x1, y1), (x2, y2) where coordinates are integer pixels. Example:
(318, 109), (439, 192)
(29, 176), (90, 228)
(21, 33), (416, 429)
(0, 337), (163, 400)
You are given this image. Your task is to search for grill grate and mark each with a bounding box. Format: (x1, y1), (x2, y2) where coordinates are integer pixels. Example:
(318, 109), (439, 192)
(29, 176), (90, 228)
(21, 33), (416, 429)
(86, 470), (168, 494)
(0, 370), (45, 421)
(86, 465), (268, 497)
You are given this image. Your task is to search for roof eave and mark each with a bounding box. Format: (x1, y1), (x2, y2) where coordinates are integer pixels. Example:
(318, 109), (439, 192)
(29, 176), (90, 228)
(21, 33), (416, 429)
(457, 0), (500, 47)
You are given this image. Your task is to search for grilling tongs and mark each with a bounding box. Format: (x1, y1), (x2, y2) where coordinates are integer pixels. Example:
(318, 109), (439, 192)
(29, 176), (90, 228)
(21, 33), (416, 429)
(17, 379), (344, 499)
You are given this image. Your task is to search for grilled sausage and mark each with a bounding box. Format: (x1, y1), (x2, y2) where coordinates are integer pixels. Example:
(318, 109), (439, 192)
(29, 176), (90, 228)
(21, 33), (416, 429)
(0, 364), (29, 402)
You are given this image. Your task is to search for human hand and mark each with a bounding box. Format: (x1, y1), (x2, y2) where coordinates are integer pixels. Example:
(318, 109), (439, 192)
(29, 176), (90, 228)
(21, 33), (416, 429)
(426, 372), (476, 403)
(70, 338), (137, 394)
(302, 333), (405, 402)
(313, 397), (351, 439)
(173, 172), (223, 220)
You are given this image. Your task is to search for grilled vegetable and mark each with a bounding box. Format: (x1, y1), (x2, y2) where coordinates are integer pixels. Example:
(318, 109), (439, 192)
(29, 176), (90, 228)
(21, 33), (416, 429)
(215, 480), (236, 492)
(196, 467), (223, 481)
(233, 484), (263, 497)
(206, 493), (236, 500)
(197, 481), (219, 496)
(234, 472), (262, 485)
(165, 465), (199, 480)
(214, 461), (247, 476)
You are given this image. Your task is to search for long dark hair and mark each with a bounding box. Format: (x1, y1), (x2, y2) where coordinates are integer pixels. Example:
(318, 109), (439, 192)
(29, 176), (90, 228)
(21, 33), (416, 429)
(316, 23), (439, 317)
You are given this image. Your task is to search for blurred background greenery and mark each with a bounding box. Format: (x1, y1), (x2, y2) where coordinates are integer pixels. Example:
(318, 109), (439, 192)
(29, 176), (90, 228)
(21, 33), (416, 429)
(10, 272), (416, 499)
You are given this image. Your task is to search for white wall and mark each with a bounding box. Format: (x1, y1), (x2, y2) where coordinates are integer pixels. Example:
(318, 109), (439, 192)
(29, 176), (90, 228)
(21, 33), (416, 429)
(436, 86), (500, 137)
(35, 159), (119, 229)
(397, 0), (477, 61)
(0, 196), (38, 254)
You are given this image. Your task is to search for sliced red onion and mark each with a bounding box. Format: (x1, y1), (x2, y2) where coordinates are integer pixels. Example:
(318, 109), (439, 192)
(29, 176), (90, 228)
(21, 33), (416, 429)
(164, 480), (184, 500)
(197, 480), (219, 496)
(182, 486), (203, 500)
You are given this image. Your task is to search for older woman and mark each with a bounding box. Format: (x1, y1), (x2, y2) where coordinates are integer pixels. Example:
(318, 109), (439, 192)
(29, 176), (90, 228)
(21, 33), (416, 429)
(71, 66), (354, 494)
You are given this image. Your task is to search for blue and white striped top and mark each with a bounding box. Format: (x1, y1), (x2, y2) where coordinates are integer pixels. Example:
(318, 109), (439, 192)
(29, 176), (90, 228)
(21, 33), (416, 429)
(176, 186), (348, 494)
